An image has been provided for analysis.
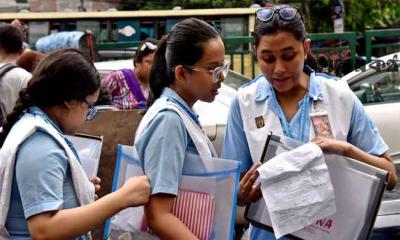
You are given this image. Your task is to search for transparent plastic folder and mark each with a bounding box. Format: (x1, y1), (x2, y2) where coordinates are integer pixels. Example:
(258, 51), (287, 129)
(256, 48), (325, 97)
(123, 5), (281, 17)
(245, 134), (389, 240)
(104, 144), (241, 240)
(67, 134), (103, 177)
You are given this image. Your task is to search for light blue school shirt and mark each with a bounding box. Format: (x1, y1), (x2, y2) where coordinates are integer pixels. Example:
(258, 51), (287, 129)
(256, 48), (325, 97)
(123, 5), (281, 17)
(135, 87), (213, 196)
(5, 107), (85, 240)
(222, 68), (389, 240)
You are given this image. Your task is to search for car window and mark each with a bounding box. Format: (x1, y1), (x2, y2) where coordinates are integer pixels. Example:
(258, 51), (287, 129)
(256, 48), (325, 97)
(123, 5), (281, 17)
(224, 70), (251, 90)
(350, 70), (400, 105)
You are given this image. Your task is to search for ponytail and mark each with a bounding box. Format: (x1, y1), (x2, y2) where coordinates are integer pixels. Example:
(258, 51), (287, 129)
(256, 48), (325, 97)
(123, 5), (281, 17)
(147, 18), (220, 107)
(148, 38), (172, 106)
(0, 89), (34, 147)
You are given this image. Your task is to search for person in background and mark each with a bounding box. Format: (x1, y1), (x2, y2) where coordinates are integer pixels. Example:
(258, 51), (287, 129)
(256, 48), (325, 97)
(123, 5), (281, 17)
(0, 24), (31, 127)
(102, 38), (159, 109)
(0, 49), (150, 239)
(10, 19), (29, 49)
(222, 5), (397, 240)
(16, 50), (46, 73)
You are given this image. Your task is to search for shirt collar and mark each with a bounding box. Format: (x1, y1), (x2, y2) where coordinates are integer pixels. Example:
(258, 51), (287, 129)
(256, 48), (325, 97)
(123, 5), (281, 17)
(28, 106), (64, 134)
(255, 65), (324, 102)
(161, 87), (200, 122)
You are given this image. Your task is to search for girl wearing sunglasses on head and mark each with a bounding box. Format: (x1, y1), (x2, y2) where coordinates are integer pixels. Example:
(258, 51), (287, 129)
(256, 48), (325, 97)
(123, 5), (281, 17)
(0, 49), (150, 239)
(222, 5), (397, 240)
(134, 18), (229, 239)
(102, 38), (159, 109)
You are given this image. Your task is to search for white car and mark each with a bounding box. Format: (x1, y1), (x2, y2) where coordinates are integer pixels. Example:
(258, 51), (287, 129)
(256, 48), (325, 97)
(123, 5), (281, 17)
(342, 52), (400, 156)
(342, 53), (400, 237)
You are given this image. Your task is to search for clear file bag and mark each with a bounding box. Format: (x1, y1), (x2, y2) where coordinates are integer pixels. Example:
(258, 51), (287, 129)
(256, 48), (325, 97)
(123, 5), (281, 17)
(104, 144), (241, 240)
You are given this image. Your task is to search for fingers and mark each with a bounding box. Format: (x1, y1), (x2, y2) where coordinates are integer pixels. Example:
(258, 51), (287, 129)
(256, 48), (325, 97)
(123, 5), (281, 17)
(89, 176), (101, 184)
(239, 163), (262, 205)
(89, 176), (101, 193)
(249, 183), (262, 202)
(241, 163), (261, 184)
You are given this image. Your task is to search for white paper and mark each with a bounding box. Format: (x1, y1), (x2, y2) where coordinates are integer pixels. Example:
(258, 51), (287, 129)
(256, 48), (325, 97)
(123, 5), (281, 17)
(257, 142), (336, 239)
(67, 135), (102, 177)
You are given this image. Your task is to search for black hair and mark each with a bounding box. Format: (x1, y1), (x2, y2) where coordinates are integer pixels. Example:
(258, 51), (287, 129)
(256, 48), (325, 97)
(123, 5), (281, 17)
(134, 37), (159, 67)
(253, 6), (306, 47)
(0, 24), (23, 54)
(0, 48), (100, 147)
(148, 17), (220, 106)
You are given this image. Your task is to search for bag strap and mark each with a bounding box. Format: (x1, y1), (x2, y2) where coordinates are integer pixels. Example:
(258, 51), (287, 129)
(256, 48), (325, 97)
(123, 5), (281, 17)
(0, 64), (19, 125)
(120, 69), (147, 104)
(0, 64), (18, 80)
(166, 103), (217, 169)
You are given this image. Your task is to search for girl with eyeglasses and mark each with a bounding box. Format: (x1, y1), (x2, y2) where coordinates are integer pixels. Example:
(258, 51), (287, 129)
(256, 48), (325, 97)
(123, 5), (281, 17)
(102, 38), (159, 110)
(222, 5), (397, 240)
(134, 18), (229, 239)
(0, 49), (150, 239)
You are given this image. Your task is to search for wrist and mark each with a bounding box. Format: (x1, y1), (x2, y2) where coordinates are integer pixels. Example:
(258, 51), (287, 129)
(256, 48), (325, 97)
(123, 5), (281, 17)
(342, 142), (353, 157)
(113, 188), (130, 210)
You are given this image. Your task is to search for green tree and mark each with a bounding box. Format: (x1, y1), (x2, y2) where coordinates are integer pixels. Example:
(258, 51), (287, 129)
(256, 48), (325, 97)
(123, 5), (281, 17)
(119, 0), (400, 33)
(278, 0), (400, 33)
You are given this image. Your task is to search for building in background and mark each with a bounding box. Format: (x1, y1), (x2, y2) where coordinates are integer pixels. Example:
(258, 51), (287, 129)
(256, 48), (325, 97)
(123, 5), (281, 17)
(0, 0), (29, 12)
(31, 0), (120, 12)
(0, 0), (120, 13)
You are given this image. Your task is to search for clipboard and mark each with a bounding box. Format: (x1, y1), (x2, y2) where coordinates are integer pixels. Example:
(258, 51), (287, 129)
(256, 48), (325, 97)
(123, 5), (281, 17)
(245, 133), (389, 240)
(67, 133), (103, 177)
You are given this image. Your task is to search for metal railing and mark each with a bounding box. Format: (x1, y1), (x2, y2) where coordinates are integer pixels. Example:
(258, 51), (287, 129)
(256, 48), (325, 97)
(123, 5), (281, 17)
(94, 29), (400, 79)
(365, 29), (400, 63)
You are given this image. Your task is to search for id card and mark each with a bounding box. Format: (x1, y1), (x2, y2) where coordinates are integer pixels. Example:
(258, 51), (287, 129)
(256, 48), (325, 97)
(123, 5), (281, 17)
(310, 111), (333, 139)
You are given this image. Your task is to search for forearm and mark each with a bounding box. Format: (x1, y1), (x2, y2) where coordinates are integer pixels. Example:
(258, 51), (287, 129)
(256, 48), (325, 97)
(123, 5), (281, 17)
(344, 144), (397, 190)
(145, 206), (198, 240)
(150, 213), (198, 240)
(28, 191), (125, 239)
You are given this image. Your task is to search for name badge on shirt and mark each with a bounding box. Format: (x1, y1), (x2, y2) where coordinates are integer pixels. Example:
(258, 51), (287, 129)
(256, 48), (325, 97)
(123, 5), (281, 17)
(255, 116), (265, 128)
(310, 100), (333, 139)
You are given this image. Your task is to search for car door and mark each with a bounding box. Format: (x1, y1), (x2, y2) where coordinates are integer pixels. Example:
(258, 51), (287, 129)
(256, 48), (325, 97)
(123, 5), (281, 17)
(348, 69), (400, 155)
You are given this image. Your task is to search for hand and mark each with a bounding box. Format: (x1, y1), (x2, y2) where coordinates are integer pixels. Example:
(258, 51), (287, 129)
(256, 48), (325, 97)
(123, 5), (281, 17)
(238, 163), (262, 206)
(89, 176), (101, 200)
(118, 176), (150, 208)
(311, 137), (351, 156)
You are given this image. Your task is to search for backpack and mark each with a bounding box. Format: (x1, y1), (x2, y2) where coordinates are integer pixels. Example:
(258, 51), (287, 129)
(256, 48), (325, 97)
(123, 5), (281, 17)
(0, 64), (19, 126)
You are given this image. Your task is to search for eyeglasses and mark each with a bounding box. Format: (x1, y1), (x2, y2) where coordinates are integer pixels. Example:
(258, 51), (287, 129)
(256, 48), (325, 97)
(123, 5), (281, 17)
(256, 7), (303, 23)
(82, 99), (98, 121)
(140, 41), (157, 51)
(183, 60), (230, 83)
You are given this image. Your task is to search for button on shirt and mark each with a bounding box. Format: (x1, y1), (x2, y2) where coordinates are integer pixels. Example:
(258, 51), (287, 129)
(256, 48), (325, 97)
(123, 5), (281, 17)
(135, 87), (210, 196)
(222, 70), (388, 240)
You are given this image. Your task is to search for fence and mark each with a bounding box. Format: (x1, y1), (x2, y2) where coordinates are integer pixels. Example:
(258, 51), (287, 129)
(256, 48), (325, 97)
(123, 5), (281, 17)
(94, 29), (400, 79)
(365, 29), (400, 63)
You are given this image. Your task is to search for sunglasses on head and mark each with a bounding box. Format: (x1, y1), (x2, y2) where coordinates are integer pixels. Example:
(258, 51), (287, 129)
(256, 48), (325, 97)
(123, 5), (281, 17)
(256, 7), (303, 23)
(140, 41), (157, 52)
